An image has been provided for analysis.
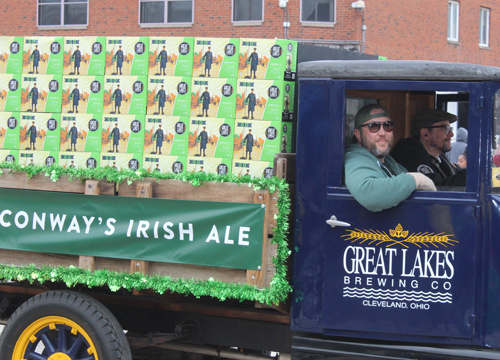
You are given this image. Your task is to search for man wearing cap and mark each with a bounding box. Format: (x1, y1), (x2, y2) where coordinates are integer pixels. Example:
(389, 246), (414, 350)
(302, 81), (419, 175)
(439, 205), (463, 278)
(391, 109), (465, 186)
(345, 104), (436, 212)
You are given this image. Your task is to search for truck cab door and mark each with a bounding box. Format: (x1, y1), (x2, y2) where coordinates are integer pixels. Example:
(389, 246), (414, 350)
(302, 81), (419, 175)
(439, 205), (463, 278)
(320, 80), (481, 342)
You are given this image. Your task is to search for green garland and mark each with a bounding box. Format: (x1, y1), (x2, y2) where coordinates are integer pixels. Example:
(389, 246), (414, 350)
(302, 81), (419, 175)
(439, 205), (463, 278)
(0, 163), (292, 305)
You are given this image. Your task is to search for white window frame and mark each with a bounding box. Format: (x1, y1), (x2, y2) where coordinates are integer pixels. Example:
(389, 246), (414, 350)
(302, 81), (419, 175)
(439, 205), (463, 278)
(300, 0), (336, 27)
(138, 0), (194, 28)
(37, 0), (88, 30)
(231, 0), (264, 26)
(448, 1), (459, 42)
(480, 7), (490, 47)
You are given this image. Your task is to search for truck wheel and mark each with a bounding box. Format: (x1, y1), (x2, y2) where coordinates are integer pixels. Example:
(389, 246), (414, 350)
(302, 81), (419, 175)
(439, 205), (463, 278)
(0, 290), (132, 360)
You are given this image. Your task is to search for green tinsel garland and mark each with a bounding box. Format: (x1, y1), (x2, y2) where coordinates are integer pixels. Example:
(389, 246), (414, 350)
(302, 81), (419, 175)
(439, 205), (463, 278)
(0, 163), (292, 305)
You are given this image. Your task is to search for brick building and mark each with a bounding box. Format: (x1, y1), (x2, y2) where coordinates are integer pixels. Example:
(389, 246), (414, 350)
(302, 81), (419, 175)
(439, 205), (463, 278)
(0, 0), (498, 66)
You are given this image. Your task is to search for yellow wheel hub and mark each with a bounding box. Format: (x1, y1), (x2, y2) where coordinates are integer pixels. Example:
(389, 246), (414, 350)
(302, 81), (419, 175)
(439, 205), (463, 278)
(12, 315), (98, 360)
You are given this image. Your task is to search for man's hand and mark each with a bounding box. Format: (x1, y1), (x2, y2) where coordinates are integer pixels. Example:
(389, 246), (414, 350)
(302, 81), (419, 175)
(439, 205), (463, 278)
(408, 172), (437, 191)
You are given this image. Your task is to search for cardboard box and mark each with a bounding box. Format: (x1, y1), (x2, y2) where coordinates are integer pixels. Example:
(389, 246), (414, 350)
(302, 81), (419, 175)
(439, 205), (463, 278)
(0, 37), (23, 74)
(146, 76), (191, 116)
(60, 113), (102, 152)
(281, 121), (294, 153)
(101, 152), (142, 171)
(21, 74), (62, 113)
(19, 150), (58, 167)
(187, 156), (232, 175)
(103, 76), (147, 115)
(0, 149), (18, 164)
(193, 37), (239, 78)
(0, 112), (20, 149)
(188, 117), (234, 158)
(0, 74), (22, 112)
(101, 114), (145, 153)
(23, 37), (64, 75)
(105, 37), (149, 76)
(62, 76), (104, 114)
(149, 37), (194, 77)
(235, 79), (295, 121)
(232, 158), (274, 179)
(142, 154), (186, 174)
(63, 37), (106, 76)
(20, 112), (61, 151)
(59, 151), (99, 169)
(233, 119), (282, 162)
(238, 39), (298, 81)
(144, 115), (188, 156)
(191, 77), (236, 118)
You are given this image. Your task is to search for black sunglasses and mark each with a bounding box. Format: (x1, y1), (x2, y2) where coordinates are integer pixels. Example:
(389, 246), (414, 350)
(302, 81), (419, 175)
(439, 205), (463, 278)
(359, 121), (395, 133)
(425, 124), (452, 135)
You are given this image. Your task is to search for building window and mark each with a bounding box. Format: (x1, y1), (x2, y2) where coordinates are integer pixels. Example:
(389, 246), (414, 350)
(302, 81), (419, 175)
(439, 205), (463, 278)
(448, 1), (459, 42)
(480, 7), (490, 47)
(301, 0), (335, 23)
(139, 0), (193, 24)
(232, 0), (263, 22)
(38, 0), (88, 27)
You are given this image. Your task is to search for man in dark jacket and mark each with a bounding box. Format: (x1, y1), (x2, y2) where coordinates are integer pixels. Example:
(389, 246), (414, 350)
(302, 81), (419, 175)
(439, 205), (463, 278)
(68, 122), (78, 151)
(202, 47), (213, 77)
(197, 126), (208, 156)
(29, 83), (38, 112)
(71, 46), (81, 75)
(246, 88), (256, 119)
(71, 84), (80, 113)
(391, 109), (466, 187)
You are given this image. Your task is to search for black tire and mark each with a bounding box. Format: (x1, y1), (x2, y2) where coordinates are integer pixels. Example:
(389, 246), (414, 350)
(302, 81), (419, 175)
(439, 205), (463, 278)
(0, 290), (132, 360)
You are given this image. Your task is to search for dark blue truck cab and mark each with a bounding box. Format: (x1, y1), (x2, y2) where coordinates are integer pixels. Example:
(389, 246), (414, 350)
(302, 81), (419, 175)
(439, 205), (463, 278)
(292, 60), (500, 359)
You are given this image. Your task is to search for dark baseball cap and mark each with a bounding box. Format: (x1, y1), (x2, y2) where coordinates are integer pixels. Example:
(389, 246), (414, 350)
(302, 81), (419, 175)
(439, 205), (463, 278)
(411, 109), (457, 137)
(354, 104), (390, 129)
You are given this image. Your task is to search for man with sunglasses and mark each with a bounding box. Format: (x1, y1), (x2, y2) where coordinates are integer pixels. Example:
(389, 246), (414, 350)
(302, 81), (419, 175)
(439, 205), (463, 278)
(391, 109), (465, 187)
(345, 104), (436, 212)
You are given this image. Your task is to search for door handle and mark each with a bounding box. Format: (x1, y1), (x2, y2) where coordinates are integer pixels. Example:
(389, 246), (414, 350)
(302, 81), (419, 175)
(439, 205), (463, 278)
(326, 215), (351, 228)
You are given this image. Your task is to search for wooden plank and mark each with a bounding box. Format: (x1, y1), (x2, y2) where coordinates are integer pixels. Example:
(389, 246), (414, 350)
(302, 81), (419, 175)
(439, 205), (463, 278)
(274, 153), (296, 183)
(0, 172), (26, 189)
(131, 182), (153, 277)
(79, 180), (101, 272)
(246, 190), (270, 288)
(0, 249), (79, 268)
(79, 256), (96, 271)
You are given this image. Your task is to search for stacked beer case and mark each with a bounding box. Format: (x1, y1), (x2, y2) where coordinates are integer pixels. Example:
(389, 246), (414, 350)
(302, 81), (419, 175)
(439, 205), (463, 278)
(0, 36), (298, 179)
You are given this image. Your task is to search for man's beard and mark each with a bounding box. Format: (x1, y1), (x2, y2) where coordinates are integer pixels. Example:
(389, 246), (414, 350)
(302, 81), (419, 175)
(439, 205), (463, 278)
(360, 133), (392, 160)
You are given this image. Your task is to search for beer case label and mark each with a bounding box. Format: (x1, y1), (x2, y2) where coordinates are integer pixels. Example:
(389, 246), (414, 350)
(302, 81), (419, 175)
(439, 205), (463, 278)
(101, 114), (145, 154)
(281, 121), (293, 154)
(21, 74), (63, 113)
(0, 74), (22, 112)
(101, 152), (142, 171)
(149, 37), (194, 77)
(188, 117), (234, 159)
(64, 37), (106, 76)
(20, 112), (61, 151)
(191, 77), (236, 119)
(59, 151), (100, 169)
(142, 154), (186, 175)
(187, 156), (232, 176)
(62, 75), (104, 114)
(0, 112), (20, 149)
(144, 115), (188, 156)
(193, 37), (239, 78)
(105, 37), (149, 76)
(0, 149), (18, 164)
(0, 36), (23, 74)
(233, 119), (282, 162)
(103, 75), (147, 115)
(147, 76), (191, 117)
(60, 113), (102, 152)
(19, 150), (59, 167)
(232, 158), (274, 179)
(23, 37), (64, 75)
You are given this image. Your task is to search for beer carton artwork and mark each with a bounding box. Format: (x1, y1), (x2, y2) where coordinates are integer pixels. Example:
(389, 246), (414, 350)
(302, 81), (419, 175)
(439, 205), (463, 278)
(59, 151), (100, 169)
(60, 114), (102, 152)
(233, 119), (281, 162)
(101, 114), (145, 154)
(149, 37), (194, 77)
(19, 150), (58, 167)
(235, 79), (294, 121)
(62, 76), (104, 114)
(144, 115), (188, 156)
(281, 121), (294, 153)
(193, 37), (239, 78)
(105, 37), (149, 76)
(0, 149), (18, 164)
(188, 117), (234, 158)
(101, 152), (142, 171)
(0, 112), (20, 149)
(63, 37), (106, 76)
(23, 37), (64, 75)
(0, 74), (21, 111)
(20, 112), (61, 151)
(238, 39), (298, 81)
(191, 77), (236, 118)
(187, 156), (232, 176)
(0, 37), (23, 74)
(142, 154), (186, 175)
(147, 76), (191, 116)
(21, 74), (62, 113)
(232, 158), (274, 179)
(103, 76), (147, 115)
